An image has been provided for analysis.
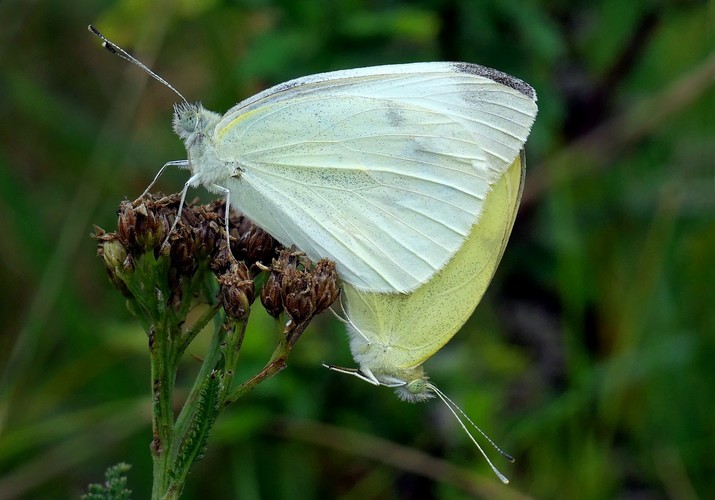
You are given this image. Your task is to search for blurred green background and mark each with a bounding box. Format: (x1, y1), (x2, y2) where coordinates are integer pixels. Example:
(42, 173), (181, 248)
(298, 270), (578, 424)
(1, 0), (713, 498)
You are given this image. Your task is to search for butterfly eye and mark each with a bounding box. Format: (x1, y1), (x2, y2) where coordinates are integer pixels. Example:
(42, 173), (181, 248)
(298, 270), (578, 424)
(406, 379), (428, 395)
(183, 112), (199, 132)
(172, 105), (203, 140)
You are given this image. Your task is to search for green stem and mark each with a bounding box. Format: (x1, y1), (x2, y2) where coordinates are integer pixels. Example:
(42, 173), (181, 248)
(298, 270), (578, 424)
(179, 302), (222, 354)
(225, 337), (289, 405)
(219, 316), (249, 401)
(150, 317), (179, 500)
(225, 319), (312, 404)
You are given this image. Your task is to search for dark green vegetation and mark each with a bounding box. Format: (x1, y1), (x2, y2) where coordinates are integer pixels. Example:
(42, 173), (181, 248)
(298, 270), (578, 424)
(0, 1), (712, 498)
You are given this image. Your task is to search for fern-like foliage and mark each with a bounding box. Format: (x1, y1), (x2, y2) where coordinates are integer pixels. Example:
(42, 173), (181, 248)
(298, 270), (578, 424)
(173, 370), (223, 477)
(82, 462), (132, 500)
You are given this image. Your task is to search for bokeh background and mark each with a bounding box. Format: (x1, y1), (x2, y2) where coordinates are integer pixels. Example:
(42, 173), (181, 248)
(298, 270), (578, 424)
(1, 0), (713, 498)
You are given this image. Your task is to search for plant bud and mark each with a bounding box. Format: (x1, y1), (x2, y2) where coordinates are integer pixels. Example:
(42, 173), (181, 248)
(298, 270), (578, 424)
(99, 239), (132, 296)
(101, 239), (128, 271)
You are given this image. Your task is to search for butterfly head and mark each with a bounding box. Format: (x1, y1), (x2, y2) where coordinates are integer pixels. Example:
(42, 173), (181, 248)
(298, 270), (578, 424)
(172, 102), (206, 144)
(393, 374), (434, 403)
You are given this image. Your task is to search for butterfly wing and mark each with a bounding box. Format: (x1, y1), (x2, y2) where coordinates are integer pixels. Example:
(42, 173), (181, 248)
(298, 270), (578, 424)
(214, 63), (537, 293)
(344, 152), (525, 372)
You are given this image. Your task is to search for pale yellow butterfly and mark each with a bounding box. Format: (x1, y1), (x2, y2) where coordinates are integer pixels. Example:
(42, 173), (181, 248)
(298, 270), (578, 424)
(327, 152), (526, 483)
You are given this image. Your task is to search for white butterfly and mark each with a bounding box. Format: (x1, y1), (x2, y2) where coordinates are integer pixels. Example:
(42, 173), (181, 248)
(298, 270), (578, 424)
(90, 26), (537, 294)
(327, 151), (527, 483)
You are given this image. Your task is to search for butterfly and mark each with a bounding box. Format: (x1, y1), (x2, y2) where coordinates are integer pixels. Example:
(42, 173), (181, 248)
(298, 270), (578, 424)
(90, 26), (537, 294)
(327, 151), (526, 483)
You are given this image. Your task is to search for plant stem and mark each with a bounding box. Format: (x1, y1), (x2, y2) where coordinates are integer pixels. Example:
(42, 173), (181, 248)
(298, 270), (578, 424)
(171, 313), (224, 463)
(225, 338), (289, 405)
(225, 315), (312, 406)
(149, 317), (178, 499)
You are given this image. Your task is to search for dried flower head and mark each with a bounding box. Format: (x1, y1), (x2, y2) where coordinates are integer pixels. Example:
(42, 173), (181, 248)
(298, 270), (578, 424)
(281, 265), (316, 324)
(229, 213), (280, 266)
(115, 195), (176, 254)
(260, 269), (284, 318)
(312, 259), (340, 314)
(217, 261), (255, 321)
(96, 194), (338, 335)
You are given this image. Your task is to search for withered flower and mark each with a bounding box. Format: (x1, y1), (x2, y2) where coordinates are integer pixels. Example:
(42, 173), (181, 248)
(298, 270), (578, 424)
(210, 239), (234, 274)
(281, 265), (316, 324)
(257, 249), (339, 321)
(260, 269), (284, 318)
(192, 204), (222, 260)
(116, 196), (173, 254)
(217, 261), (255, 321)
(230, 214), (279, 266)
(96, 194), (338, 330)
(312, 259), (340, 314)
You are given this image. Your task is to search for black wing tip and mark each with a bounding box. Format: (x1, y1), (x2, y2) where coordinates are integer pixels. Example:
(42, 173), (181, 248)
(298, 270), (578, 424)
(450, 62), (537, 101)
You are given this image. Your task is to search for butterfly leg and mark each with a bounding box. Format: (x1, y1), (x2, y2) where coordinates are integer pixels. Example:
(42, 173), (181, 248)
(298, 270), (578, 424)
(162, 172), (202, 245)
(321, 363), (381, 386)
(209, 183), (232, 242)
(137, 160), (190, 200)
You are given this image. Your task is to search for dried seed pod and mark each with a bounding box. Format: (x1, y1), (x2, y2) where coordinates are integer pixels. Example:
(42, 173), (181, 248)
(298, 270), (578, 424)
(260, 270), (284, 318)
(231, 218), (279, 266)
(281, 266), (316, 324)
(312, 259), (340, 314)
(217, 261), (255, 321)
(193, 206), (222, 261)
(243, 226), (278, 266)
(116, 197), (175, 255)
(210, 239), (233, 274)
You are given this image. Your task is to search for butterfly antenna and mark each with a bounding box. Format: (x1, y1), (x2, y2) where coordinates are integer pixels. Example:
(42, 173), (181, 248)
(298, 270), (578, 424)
(88, 25), (188, 105)
(427, 383), (512, 484)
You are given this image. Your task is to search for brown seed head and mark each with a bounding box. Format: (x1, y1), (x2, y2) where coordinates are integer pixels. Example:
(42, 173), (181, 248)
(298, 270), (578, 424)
(116, 199), (171, 253)
(192, 205), (222, 260)
(312, 259), (340, 314)
(230, 218), (279, 266)
(281, 266), (316, 324)
(217, 261), (255, 321)
(260, 270), (284, 318)
(210, 239), (234, 274)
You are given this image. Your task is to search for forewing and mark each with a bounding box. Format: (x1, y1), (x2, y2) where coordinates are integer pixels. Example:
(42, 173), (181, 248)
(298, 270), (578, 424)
(215, 63), (537, 292)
